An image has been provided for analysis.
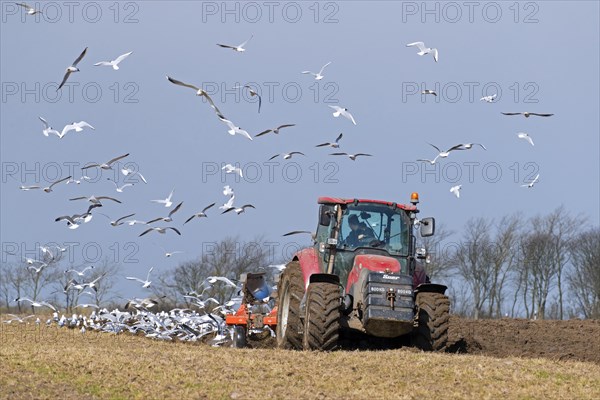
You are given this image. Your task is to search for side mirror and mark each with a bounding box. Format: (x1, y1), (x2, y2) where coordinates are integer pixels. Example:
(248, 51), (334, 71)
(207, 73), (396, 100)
(319, 206), (331, 226)
(420, 217), (435, 237)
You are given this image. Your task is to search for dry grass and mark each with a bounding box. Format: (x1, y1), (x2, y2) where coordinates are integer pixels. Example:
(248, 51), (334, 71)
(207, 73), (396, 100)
(1, 323), (599, 400)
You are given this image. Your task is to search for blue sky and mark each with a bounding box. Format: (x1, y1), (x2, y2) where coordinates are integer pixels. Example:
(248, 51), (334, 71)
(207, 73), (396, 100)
(1, 1), (598, 299)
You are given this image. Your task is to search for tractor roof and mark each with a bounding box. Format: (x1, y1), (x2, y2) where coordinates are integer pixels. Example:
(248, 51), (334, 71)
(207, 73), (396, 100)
(318, 197), (417, 211)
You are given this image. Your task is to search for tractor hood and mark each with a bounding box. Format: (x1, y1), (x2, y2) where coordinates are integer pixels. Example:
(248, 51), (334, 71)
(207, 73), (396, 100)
(345, 254), (401, 292)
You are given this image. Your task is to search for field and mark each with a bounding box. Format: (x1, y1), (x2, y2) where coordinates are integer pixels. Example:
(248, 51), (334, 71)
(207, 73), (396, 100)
(1, 316), (599, 399)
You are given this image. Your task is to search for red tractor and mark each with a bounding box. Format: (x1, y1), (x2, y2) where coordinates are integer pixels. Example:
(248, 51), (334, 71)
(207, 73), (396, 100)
(276, 194), (450, 351)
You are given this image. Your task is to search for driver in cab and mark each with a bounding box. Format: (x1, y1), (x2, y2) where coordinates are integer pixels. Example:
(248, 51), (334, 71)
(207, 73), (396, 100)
(345, 214), (374, 247)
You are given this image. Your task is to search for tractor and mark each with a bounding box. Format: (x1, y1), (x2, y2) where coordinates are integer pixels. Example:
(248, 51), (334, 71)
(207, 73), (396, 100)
(276, 193), (450, 351)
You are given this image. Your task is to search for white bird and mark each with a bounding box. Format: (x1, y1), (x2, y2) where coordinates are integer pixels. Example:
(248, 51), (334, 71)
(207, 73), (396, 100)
(329, 106), (357, 125)
(426, 143), (465, 159)
(255, 124), (295, 137)
(19, 185), (40, 191)
(107, 178), (134, 193)
(184, 203), (216, 224)
(217, 115), (252, 141)
(316, 133), (343, 148)
(222, 204), (255, 215)
(457, 143), (487, 151)
(94, 51), (133, 70)
(222, 164), (243, 178)
(16, 2), (42, 15)
(43, 176), (72, 193)
(75, 303), (99, 309)
(480, 94), (497, 103)
(269, 151), (305, 161)
(39, 117), (60, 137)
(517, 132), (535, 146)
(521, 174), (540, 188)
(99, 212), (136, 227)
(151, 188), (175, 208)
(216, 35), (253, 52)
(65, 266), (95, 277)
(406, 41), (438, 62)
(121, 167), (147, 184)
(301, 61), (332, 80)
(57, 121), (95, 139)
(422, 89), (437, 96)
(161, 248), (183, 258)
(330, 152), (372, 161)
(166, 76), (223, 116)
(69, 195), (122, 205)
(233, 85), (262, 113)
(223, 185), (234, 196)
(219, 195), (236, 211)
(147, 201), (183, 224)
(206, 276), (239, 288)
(66, 177), (82, 185)
(450, 185), (462, 198)
(82, 153), (129, 171)
(502, 112), (554, 118)
(126, 267), (153, 288)
(139, 227), (181, 237)
(27, 263), (48, 274)
(2, 314), (36, 324)
(14, 297), (57, 312)
(58, 47), (87, 90)
(123, 219), (147, 226)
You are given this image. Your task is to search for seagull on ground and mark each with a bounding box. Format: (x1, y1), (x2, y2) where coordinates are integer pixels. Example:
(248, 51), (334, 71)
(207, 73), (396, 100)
(217, 115), (252, 140)
(184, 203), (216, 224)
(65, 266), (95, 277)
(58, 47), (88, 90)
(316, 133), (343, 148)
(301, 61), (332, 80)
(480, 94), (497, 103)
(16, 3), (42, 15)
(501, 112), (554, 118)
(450, 185), (462, 198)
(222, 164), (243, 178)
(255, 124), (295, 137)
(82, 153), (129, 171)
(268, 151), (305, 161)
(329, 106), (357, 125)
(521, 174), (540, 188)
(126, 267), (154, 288)
(233, 85), (262, 113)
(330, 152), (372, 161)
(406, 41), (438, 62)
(39, 117), (60, 137)
(216, 35), (253, 52)
(222, 204), (255, 215)
(151, 189), (174, 208)
(166, 76), (223, 116)
(107, 178), (134, 193)
(94, 51), (133, 70)
(139, 227), (181, 237)
(147, 201), (183, 224)
(517, 132), (535, 146)
(43, 176), (72, 193)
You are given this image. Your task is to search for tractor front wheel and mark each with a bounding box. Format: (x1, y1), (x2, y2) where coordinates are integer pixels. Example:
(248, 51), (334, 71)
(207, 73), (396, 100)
(276, 261), (304, 349)
(302, 282), (342, 351)
(413, 292), (450, 351)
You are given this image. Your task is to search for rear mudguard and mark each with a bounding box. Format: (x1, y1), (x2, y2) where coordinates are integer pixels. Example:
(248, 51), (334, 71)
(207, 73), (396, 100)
(294, 247), (322, 291)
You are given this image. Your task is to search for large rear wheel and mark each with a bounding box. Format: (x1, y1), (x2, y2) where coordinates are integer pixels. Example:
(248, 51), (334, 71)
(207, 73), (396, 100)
(413, 292), (450, 351)
(302, 282), (342, 351)
(276, 261), (304, 349)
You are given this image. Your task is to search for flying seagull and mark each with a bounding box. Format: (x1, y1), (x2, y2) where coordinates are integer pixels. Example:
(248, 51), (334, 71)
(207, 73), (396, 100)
(457, 143), (487, 151)
(147, 201), (183, 224)
(100, 213), (136, 227)
(43, 176), (72, 193)
(330, 152), (372, 161)
(222, 164), (243, 178)
(39, 117), (60, 137)
(517, 132), (535, 146)
(316, 133), (343, 148)
(166, 75), (223, 116)
(216, 35), (253, 52)
(522, 173), (540, 188)
(82, 153), (129, 171)
(69, 195), (121, 205)
(151, 188), (174, 208)
(107, 178), (134, 193)
(19, 185), (40, 191)
(422, 89), (437, 96)
(219, 195), (235, 211)
(16, 2), (42, 15)
(501, 112), (554, 118)
(223, 185), (234, 196)
(184, 203), (216, 224)
(233, 85), (262, 113)
(480, 94), (497, 103)
(121, 167), (147, 184)
(426, 143), (465, 160)
(217, 114), (252, 141)
(206, 276), (239, 288)
(58, 47), (88, 90)
(329, 106), (357, 125)
(301, 61), (332, 80)
(255, 124), (295, 137)
(450, 185), (462, 198)
(126, 267), (153, 288)
(65, 266), (95, 277)
(59, 121), (95, 138)
(283, 231), (316, 241)
(14, 297), (56, 312)
(406, 41), (438, 62)
(268, 151), (305, 161)
(139, 227), (181, 237)
(94, 51), (133, 70)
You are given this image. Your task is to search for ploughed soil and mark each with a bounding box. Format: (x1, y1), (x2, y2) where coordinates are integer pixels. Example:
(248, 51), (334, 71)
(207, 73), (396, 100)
(446, 316), (600, 364)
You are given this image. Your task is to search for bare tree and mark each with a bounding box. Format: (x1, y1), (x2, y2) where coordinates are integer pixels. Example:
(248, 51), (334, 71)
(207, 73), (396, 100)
(417, 223), (454, 281)
(568, 228), (600, 318)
